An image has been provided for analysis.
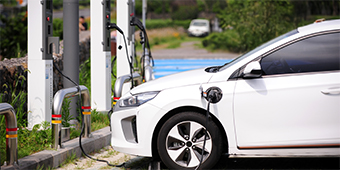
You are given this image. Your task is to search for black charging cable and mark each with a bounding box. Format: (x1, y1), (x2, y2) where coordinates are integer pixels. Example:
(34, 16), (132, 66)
(130, 16), (154, 81)
(196, 87), (222, 170)
(195, 98), (211, 170)
(53, 60), (125, 168)
(107, 22), (135, 89)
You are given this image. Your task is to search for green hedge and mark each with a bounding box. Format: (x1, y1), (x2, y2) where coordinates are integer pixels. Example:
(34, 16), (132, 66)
(202, 29), (242, 52)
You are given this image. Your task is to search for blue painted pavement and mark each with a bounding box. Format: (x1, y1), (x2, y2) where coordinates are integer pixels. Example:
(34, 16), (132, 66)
(153, 59), (232, 79)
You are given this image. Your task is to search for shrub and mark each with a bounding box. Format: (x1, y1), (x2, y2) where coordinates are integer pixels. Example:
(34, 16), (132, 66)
(53, 18), (63, 40)
(0, 12), (27, 59)
(202, 30), (242, 52)
(217, 0), (294, 52)
(171, 6), (198, 21)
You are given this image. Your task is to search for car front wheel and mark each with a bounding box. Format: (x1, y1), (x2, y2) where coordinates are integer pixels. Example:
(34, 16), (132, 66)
(157, 111), (223, 169)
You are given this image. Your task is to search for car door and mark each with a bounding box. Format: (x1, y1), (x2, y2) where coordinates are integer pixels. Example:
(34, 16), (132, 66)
(233, 32), (340, 149)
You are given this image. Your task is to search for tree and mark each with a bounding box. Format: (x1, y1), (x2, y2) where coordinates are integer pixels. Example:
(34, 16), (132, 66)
(218, 0), (294, 51)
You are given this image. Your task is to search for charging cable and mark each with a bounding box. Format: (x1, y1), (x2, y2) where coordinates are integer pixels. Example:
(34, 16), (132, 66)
(130, 16), (154, 81)
(53, 60), (125, 168)
(107, 22), (135, 89)
(196, 87), (222, 170)
(196, 93), (211, 170)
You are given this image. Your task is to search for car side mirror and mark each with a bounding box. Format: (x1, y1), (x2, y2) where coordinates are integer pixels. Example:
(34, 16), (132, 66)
(243, 61), (262, 79)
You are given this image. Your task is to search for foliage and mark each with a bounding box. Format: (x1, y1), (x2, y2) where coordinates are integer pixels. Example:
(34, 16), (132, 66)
(197, 0), (227, 13)
(53, 18), (63, 40)
(213, 0), (294, 52)
(52, 0), (63, 9)
(62, 98), (75, 127)
(0, 85), (53, 165)
(202, 29), (241, 52)
(90, 110), (110, 132)
(171, 6), (199, 21)
(79, 57), (91, 93)
(0, 12), (27, 59)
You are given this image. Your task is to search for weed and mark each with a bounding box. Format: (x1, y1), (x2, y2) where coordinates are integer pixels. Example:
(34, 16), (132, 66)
(99, 165), (112, 169)
(36, 164), (44, 170)
(61, 98), (75, 127)
(74, 165), (84, 170)
(85, 159), (96, 168)
(101, 149), (119, 158)
(60, 151), (77, 168)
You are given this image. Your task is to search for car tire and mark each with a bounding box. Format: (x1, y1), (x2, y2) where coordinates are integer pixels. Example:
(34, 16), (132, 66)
(157, 111), (223, 169)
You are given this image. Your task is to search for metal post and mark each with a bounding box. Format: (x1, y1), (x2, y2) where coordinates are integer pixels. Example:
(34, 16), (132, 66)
(52, 85), (91, 149)
(0, 103), (18, 166)
(142, 0), (147, 27)
(63, 0), (79, 119)
(141, 0), (153, 82)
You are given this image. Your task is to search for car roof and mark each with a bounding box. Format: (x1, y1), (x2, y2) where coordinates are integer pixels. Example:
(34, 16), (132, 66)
(297, 19), (340, 35)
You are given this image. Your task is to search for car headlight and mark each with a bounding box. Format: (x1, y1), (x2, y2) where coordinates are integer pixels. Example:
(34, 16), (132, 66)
(119, 91), (159, 107)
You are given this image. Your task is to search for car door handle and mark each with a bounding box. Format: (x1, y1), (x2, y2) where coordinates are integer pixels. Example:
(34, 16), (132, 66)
(321, 87), (340, 95)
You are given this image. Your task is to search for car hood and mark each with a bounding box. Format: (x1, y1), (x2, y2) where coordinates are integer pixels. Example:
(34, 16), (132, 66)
(130, 68), (213, 94)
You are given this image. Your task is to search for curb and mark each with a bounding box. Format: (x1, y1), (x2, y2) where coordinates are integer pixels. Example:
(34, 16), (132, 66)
(1, 127), (112, 170)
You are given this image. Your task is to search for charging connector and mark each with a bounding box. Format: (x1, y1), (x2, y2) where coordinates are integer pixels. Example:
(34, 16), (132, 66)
(107, 22), (135, 89)
(130, 16), (154, 81)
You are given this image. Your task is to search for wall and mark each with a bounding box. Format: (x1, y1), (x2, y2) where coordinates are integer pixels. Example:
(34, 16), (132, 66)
(0, 31), (91, 104)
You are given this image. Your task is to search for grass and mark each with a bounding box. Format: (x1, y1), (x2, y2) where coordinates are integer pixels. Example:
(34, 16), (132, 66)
(59, 151), (78, 168)
(0, 93), (111, 166)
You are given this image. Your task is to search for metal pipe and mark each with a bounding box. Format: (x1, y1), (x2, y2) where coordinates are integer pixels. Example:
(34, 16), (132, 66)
(52, 85), (90, 149)
(142, 0), (147, 28)
(0, 103), (18, 166)
(114, 73), (142, 98)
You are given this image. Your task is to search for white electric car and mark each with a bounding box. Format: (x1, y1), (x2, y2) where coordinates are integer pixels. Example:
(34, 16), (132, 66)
(111, 19), (340, 169)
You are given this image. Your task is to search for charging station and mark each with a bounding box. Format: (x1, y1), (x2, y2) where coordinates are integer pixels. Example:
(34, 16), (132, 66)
(90, 0), (112, 112)
(116, 0), (134, 95)
(116, 0), (133, 74)
(28, 0), (59, 128)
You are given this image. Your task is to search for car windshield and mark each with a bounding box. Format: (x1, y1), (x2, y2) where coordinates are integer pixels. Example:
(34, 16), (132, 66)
(192, 22), (207, 26)
(219, 29), (299, 71)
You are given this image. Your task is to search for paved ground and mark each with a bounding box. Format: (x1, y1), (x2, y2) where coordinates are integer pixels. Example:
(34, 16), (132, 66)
(55, 146), (150, 170)
(151, 41), (239, 59)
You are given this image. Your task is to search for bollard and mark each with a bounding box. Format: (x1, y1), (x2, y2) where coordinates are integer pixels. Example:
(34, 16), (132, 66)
(114, 73), (142, 98)
(52, 85), (90, 149)
(0, 103), (18, 166)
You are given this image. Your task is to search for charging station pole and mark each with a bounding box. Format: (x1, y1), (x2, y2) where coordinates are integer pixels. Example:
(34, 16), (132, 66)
(63, 0), (79, 119)
(28, 0), (59, 128)
(90, 0), (112, 112)
(116, 0), (133, 93)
